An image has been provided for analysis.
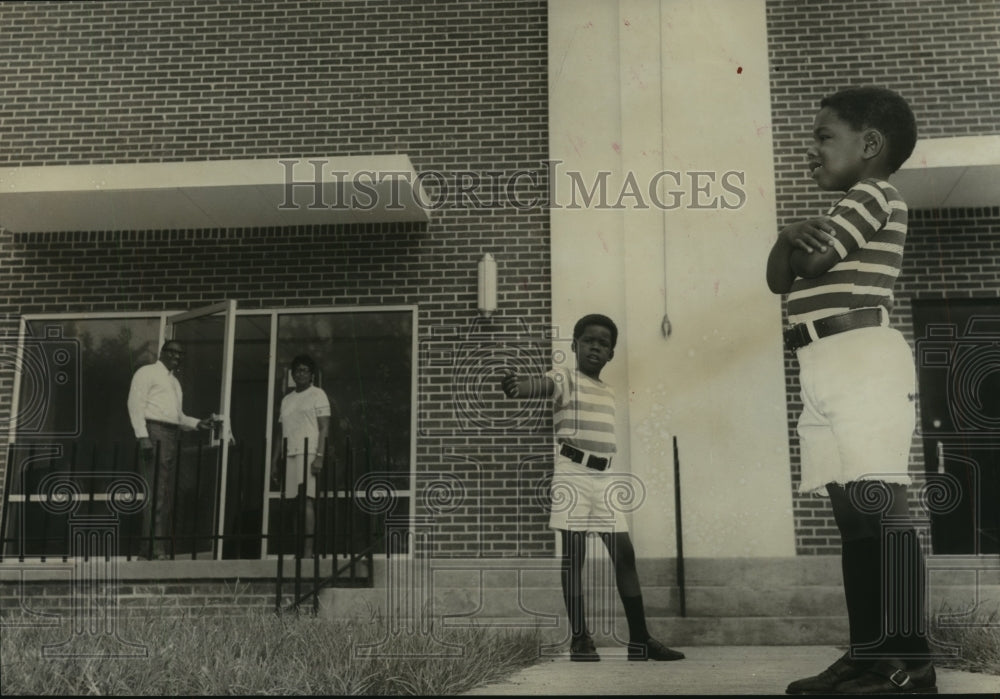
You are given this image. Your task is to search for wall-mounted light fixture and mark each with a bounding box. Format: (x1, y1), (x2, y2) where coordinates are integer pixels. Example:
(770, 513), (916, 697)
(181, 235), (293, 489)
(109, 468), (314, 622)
(477, 252), (498, 317)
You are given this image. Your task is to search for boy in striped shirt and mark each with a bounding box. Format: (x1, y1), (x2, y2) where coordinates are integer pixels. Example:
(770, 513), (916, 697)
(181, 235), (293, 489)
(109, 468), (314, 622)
(767, 87), (934, 695)
(501, 314), (684, 663)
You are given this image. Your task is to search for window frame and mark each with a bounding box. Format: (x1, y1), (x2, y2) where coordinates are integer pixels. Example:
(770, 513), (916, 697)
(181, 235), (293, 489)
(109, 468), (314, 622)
(4, 305), (418, 562)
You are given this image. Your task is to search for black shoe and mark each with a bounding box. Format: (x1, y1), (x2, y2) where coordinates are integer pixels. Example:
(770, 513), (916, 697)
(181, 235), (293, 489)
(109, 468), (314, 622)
(570, 634), (600, 662)
(627, 637), (685, 661)
(834, 660), (937, 694)
(786, 652), (869, 694)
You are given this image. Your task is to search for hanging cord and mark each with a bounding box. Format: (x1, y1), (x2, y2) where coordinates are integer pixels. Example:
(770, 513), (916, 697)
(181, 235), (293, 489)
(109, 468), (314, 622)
(659, 1), (672, 340)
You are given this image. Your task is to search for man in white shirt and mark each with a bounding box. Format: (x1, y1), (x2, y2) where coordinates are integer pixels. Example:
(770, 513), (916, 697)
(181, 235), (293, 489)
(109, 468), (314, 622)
(127, 340), (215, 559)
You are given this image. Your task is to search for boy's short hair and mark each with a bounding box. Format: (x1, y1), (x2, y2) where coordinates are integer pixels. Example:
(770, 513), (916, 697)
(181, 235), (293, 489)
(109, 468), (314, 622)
(820, 87), (917, 172)
(290, 354), (316, 373)
(573, 314), (618, 348)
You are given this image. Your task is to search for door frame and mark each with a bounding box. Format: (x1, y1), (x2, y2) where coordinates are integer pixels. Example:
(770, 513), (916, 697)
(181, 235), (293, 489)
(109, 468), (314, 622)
(166, 300), (238, 559)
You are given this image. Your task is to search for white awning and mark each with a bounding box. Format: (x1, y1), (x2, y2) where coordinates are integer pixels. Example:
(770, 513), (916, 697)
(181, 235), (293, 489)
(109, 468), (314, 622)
(0, 154), (430, 233)
(893, 135), (1000, 209)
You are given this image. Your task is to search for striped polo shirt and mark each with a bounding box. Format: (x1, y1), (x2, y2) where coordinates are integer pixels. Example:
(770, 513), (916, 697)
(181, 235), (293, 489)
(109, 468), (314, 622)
(787, 178), (907, 325)
(546, 365), (617, 455)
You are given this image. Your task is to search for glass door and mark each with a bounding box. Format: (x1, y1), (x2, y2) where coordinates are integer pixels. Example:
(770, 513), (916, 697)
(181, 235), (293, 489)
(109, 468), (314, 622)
(165, 300), (237, 559)
(913, 299), (1000, 554)
(264, 308), (415, 560)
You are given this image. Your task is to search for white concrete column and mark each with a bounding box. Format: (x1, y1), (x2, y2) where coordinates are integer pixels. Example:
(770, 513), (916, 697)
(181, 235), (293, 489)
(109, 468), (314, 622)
(617, 0), (675, 556)
(549, 0), (795, 558)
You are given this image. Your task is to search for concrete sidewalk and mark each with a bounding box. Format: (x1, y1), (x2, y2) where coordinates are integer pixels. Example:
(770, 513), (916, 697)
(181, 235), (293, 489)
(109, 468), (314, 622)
(464, 646), (999, 695)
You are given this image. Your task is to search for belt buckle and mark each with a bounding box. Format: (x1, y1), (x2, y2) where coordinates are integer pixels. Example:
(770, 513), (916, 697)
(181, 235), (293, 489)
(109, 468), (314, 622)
(585, 455), (609, 471)
(560, 443), (583, 464)
(783, 324), (809, 351)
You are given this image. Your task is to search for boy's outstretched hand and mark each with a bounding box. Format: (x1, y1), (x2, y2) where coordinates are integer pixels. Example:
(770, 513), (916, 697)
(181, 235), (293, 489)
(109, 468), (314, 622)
(501, 371), (521, 398)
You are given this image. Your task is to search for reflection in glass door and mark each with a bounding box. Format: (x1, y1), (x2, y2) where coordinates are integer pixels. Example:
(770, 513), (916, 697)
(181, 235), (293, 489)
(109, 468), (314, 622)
(265, 309), (414, 557)
(165, 300), (236, 559)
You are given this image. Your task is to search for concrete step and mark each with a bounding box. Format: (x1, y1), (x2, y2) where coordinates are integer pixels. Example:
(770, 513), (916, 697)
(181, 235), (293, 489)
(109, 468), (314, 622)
(312, 555), (1000, 645)
(316, 588), (850, 646)
(646, 615), (851, 646)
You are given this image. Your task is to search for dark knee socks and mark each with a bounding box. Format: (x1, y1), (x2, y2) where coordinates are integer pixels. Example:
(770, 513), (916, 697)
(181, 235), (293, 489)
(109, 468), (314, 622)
(831, 482), (930, 664)
(883, 525), (930, 660)
(843, 532), (929, 662)
(563, 590), (588, 639)
(841, 537), (881, 654)
(620, 593), (650, 643)
(564, 588), (651, 643)
(561, 532), (653, 644)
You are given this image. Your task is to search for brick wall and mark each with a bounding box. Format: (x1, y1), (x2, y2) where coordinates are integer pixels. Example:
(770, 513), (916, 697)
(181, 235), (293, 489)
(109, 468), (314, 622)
(766, 0), (1000, 553)
(0, 577), (285, 617)
(6, 0), (998, 567)
(0, 1), (553, 557)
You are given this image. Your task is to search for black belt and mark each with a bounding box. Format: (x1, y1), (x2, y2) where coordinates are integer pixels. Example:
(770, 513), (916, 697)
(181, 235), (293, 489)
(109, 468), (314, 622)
(783, 308), (884, 352)
(560, 443), (611, 471)
(146, 419), (180, 431)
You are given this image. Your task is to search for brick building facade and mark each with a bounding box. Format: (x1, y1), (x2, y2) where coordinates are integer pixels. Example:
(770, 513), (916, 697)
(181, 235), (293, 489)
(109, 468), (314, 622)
(0, 0), (554, 567)
(0, 0), (997, 616)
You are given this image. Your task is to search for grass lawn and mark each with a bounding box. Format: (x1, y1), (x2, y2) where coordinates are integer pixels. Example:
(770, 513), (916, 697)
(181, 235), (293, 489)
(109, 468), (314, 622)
(3, 604), (997, 694)
(930, 605), (1000, 677)
(0, 608), (546, 695)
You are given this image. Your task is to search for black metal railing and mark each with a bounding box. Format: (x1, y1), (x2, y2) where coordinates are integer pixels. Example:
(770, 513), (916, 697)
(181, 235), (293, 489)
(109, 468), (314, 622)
(0, 435), (380, 593)
(273, 435), (379, 615)
(1, 437), (227, 562)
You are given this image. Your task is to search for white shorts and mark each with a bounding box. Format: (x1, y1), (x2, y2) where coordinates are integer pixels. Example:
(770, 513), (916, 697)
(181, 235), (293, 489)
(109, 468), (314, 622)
(282, 453), (318, 499)
(795, 326), (916, 495)
(548, 453), (630, 533)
